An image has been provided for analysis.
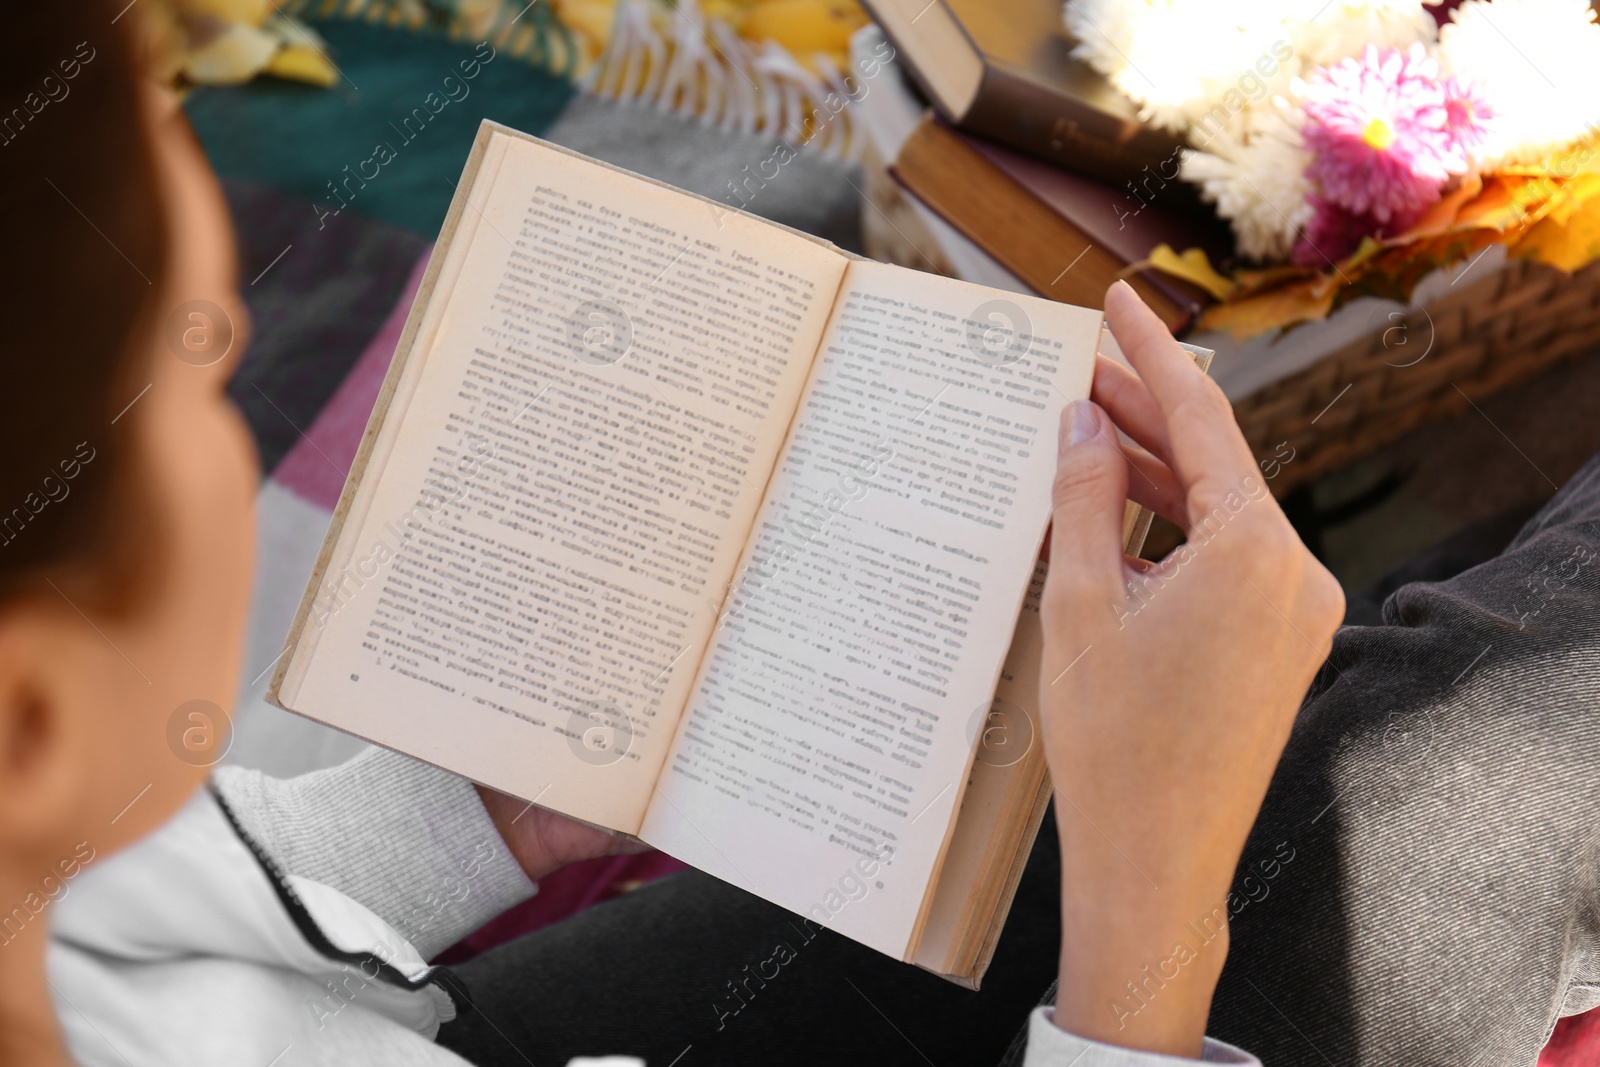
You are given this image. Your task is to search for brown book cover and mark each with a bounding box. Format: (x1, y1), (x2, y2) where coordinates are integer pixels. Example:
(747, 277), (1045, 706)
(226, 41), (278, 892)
(890, 114), (1221, 334)
(859, 0), (1187, 186)
(966, 138), (1234, 281)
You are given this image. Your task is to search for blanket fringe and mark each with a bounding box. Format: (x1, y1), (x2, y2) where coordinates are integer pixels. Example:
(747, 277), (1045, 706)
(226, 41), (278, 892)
(283, 0), (861, 160)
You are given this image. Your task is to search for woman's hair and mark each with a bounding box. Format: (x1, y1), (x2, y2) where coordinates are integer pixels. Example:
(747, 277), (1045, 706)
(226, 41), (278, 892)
(0, 2), (168, 607)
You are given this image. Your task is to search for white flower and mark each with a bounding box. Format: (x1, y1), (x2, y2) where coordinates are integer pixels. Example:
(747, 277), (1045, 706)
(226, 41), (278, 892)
(1437, 0), (1600, 164)
(1287, 0), (1437, 69)
(1064, 0), (1302, 132)
(1180, 107), (1314, 260)
(1062, 0), (1435, 134)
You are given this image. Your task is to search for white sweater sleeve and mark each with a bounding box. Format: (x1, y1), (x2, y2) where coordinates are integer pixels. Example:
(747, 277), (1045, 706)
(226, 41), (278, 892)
(212, 747), (536, 959)
(1020, 1008), (1260, 1067)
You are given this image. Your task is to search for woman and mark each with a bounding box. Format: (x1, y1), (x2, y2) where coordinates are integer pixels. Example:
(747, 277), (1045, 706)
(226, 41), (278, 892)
(0, 5), (1349, 1064)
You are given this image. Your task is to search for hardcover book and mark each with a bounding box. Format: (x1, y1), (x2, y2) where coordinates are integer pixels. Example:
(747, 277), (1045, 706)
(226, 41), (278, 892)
(858, 0), (1186, 186)
(890, 115), (1233, 334)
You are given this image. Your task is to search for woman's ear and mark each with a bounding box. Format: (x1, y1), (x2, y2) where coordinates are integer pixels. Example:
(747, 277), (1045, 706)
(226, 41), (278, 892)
(0, 603), (92, 854)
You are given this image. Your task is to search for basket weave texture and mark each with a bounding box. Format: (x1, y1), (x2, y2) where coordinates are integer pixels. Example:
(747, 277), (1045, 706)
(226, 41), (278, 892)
(1234, 256), (1600, 495)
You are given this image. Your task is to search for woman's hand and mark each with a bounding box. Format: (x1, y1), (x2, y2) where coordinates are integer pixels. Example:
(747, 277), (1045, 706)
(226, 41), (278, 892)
(475, 785), (649, 883)
(1039, 281), (1343, 1057)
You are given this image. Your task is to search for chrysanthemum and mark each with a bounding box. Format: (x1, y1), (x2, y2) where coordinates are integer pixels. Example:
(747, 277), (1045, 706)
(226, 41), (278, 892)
(1285, 0), (1438, 69)
(1300, 44), (1455, 225)
(1440, 76), (1494, 167)
(1064, 0), (1300, 132)
(1061, 0), (1437, 134)
(1294, 195), (1387, 265)
(1437, 0), (1600, 165)
(1181, 108), (1315, 261)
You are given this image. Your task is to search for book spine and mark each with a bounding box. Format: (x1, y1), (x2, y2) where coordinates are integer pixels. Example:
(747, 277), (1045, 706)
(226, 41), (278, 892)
(890, 121), (1194, 333)
(960, 66), (1193, 196)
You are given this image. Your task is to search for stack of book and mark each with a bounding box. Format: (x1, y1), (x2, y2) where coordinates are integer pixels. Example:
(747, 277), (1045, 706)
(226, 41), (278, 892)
(858, 0), (1233, 334)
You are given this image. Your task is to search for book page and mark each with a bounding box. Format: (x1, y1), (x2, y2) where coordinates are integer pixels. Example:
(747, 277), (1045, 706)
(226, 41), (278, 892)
(280, 130), (848, 833)
(639, 261), (1101, 955)
(913, 557), (1049, 979)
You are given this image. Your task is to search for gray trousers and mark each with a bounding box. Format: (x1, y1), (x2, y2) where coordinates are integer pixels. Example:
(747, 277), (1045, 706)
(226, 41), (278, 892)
(441, 450), (1600, 1067)
(1209, 448), (1600, 1065)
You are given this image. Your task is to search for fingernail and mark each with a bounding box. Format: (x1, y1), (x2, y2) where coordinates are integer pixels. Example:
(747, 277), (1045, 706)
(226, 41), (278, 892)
(1111, 279), (1137, 299)
(1062, 400), (1096, 453)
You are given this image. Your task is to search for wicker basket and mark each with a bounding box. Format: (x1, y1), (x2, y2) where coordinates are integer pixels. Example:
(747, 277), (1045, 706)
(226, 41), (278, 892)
(861, 154), (1600, 497)
(1231, 256), (1600, 495)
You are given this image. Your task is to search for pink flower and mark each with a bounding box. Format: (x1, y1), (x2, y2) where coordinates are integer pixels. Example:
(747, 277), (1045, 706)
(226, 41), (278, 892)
(1301, 44), (1456, 225)
(1293, 196), (1389, 266)
(1440, 76), (1494, 166)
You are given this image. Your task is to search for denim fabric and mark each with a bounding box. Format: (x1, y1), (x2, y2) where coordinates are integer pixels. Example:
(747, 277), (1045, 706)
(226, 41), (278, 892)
(442, 450), (1600, 1067)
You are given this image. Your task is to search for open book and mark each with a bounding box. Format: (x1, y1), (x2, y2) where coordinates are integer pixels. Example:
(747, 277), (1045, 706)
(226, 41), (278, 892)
(272, 121), (1119, 984)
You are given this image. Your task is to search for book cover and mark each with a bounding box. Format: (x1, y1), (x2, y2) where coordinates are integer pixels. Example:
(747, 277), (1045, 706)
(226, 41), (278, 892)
(859, 0), (1186, 185)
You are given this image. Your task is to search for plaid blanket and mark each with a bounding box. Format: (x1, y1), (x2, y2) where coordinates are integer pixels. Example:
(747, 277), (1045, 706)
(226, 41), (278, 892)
(186, 14), (859, 959)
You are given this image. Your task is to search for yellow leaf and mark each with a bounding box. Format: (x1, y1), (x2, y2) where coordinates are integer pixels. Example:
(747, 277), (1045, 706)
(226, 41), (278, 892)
(1513, 136), (1600, 180)
(1230, 264), (1316, 296)
(1534, 172), (1600, 227)
(1197, 279), (1335, 337)
(263, 42), (337, 88)
(1455, 176), (1540, 232)
(1515, 195), (1600, 272)
(1141, 244), (1237, 301)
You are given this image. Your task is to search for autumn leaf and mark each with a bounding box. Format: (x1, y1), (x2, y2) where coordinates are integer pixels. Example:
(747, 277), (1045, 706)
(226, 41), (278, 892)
(1531, 171), (1600, 227)
(1138, 244), (1238, 301)
(1229, 263), (1318, 298)
(1454, 176), (1542, 232)
(1388, 173), (1482, 243)
(1197, 278), (1336, 337)
(1512, 136), (1600, 180)
(263, 42), (337, 87)
(1515, 192), (1600, 272)
(1339, 236), (1387, 274)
